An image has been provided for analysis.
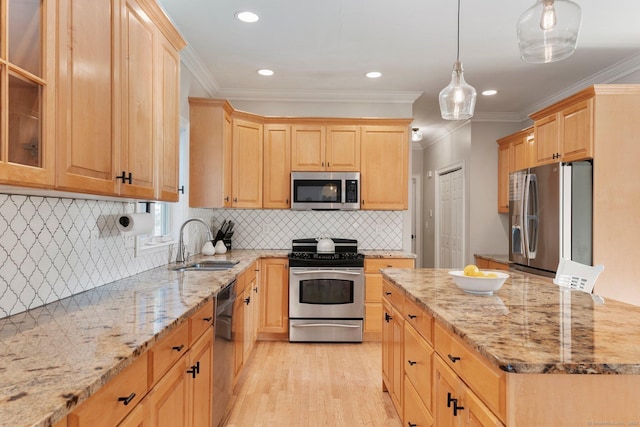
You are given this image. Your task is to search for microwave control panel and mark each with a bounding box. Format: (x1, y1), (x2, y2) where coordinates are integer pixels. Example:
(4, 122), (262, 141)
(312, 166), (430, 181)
(345, 180), (359, 203)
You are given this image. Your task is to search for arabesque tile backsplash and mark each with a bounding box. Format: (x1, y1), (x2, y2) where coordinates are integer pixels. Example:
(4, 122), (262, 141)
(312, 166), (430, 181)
(0, 193), (403, 318)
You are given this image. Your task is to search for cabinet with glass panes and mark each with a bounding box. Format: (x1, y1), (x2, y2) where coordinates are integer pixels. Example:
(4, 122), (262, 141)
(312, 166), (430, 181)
(0, 0), (55, 187)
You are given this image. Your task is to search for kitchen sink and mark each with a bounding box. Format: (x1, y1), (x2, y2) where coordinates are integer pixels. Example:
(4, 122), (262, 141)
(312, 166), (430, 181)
(170, 260), (239, 272)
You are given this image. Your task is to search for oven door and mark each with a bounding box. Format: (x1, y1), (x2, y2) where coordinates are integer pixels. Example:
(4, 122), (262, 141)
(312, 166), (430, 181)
(289, 267), (364, 319)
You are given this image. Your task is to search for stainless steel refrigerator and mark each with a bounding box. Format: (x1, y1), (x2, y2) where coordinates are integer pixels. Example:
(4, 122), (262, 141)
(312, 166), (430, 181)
(509, 161), (593, 276)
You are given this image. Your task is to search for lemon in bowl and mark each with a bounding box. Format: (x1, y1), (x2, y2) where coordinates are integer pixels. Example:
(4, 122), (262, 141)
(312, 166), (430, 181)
(449, 268), (509, 295)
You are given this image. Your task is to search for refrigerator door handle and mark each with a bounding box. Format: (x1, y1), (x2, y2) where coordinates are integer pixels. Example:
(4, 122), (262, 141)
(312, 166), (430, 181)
(522, 174), (531, 259)
(527, 175), (539, 259)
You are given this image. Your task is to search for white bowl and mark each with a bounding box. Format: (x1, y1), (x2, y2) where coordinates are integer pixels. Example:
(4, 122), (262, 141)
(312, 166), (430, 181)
(448, 270), (509, 295)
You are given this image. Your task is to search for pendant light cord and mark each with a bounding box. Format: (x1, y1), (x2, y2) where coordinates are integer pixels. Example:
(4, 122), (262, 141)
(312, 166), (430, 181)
(456, 0), (461, 62)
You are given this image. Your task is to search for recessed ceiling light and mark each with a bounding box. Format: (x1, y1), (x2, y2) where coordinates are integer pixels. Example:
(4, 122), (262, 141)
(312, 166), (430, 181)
(482, 89), (498, 96)
(366, 71), (382, 79)
(236, 11), (259, 23)
(257, 69), (274, 76)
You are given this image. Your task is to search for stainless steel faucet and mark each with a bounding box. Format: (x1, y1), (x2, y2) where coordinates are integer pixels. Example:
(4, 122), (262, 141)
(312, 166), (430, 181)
(176, 218), (214, 264)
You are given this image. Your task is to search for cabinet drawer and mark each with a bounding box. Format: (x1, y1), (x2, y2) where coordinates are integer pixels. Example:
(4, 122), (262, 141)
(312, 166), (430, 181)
(365, 258), (414, 273)
(149, 320), (189, 385)
(68, 355), (148, 427)
(404, 322), (433, 412)
(403, 297), (433, 344)
(434, 321), (505, 420)
(190, 299), (214, 344)
(404, 375), (434, 427)
(365, 274), (382, 302)
(243, 262), (258, 289)
(382, 279), (404, 312)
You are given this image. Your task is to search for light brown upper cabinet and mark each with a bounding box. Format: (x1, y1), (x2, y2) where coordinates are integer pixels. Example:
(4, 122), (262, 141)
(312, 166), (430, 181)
(231, 118), (263, 208)
(496, 127), (533, 213)
(263, 124), (291, 209)
(291, 124), (360, 171)
(531, 98), (593, 166)
(361, 125), (409, 210)
(189, 98), (233, 208)
(55, 0), (185, 198)
(0, 0), (56, 188)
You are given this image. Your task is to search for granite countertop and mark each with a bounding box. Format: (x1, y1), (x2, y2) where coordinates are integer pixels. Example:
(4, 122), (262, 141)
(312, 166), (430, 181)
(381, 268), (640, 375)
(0, 249), (287, 427)
(473, 254), (511, 265)
(360, 250), (416, 258)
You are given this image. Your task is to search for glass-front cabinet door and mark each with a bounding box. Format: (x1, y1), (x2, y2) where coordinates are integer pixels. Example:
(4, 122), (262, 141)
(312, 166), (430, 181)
(0, 0), (54, 187)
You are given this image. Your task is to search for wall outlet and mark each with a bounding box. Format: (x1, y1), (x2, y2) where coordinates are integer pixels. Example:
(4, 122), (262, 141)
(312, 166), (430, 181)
(90, 230), (99, 257)
(124, 234), (135, 250)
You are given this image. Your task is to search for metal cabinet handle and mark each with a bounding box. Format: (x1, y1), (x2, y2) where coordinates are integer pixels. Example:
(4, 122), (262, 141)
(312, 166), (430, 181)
(384, 291), (392, 296)
(407, 360), (417, 366)
(448, 354), (460, 363)
(408, 423), (417, 427)
(244, 296), (251, 305)
(118, 392), (136, 406)
(384, 312), (392, 323)
(408, 314), (417, 319)
(203, 317), (213, 322)
(186, 361), (200, 379)
(172, 344), (185, 352)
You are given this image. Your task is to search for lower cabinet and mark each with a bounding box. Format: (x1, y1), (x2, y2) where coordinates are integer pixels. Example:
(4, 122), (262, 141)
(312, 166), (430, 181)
(144, 353), (190, 427)
(188, 330), (214, 427)
(258, 258), (289, 339)
(474, 256), (509, 271)
(382, 277), (505, 427)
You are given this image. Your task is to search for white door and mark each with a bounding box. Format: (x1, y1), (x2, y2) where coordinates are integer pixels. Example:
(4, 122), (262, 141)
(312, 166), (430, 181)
(438, 167), (464, 268)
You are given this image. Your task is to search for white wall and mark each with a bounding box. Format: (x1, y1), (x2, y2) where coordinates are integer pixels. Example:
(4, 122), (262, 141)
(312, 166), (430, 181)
(421, 121), (522, 268)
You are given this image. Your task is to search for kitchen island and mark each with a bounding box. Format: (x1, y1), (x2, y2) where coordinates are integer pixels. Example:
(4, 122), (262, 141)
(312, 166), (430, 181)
(381, 268), (640, 426)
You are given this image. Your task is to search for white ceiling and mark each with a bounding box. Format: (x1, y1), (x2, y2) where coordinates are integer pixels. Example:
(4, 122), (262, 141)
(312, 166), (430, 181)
(157, 0), (640, 142)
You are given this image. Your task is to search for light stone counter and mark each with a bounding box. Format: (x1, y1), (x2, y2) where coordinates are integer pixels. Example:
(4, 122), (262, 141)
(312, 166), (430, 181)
(381, 268), (640, 375)
(360, 250), (416, 259)
(0, 250), (287, 427)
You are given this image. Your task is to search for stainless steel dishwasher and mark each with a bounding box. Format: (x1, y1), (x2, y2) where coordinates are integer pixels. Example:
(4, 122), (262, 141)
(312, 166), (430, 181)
(213, 280), (236, 427)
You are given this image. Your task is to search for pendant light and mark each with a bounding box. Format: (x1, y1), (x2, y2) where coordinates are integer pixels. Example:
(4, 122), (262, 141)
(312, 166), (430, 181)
(517, 0), (582, 63)
(439, 0), (476, 121)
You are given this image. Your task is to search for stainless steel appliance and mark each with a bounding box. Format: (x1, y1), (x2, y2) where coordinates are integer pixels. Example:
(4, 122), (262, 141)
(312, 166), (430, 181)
(509, 161), (593, 276)
(291, 171), (360, 210)
(288, 238), (365, 342)
(213, 280), (236, 427)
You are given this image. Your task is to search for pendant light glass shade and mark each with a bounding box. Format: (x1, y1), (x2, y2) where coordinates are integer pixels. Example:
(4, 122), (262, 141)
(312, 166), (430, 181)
(517, 0), (582, 63)
(439, 61), (477, 120)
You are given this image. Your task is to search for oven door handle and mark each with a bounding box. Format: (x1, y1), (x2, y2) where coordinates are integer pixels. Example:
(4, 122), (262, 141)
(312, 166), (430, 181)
(291, 323), (361, 328)
(290, 270), (362, 276)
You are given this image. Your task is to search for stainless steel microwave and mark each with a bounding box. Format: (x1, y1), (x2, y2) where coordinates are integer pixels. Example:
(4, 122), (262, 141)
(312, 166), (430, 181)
(291, 172), (360, 210)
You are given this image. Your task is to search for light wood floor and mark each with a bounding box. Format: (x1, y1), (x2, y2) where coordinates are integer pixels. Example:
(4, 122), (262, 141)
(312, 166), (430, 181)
(224, 341), (402, 427)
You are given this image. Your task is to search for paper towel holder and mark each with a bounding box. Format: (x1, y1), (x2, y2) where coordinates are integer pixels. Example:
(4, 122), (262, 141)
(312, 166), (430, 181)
(138, 201), (154, 213)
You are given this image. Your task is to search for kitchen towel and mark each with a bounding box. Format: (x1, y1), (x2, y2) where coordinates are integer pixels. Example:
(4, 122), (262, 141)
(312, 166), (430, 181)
(116, 213), (154, 236)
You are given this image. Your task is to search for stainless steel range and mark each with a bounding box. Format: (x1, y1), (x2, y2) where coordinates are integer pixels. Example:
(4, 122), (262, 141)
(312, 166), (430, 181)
(288, 238), (365, 343)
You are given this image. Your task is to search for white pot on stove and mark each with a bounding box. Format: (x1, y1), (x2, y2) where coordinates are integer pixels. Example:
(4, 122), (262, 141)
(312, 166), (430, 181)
(316, 237), (335, 253)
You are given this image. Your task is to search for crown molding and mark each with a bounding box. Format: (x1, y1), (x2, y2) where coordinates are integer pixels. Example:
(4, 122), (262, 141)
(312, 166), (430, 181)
(218, 88), (423, 104)
(523, 53), (640, 117)
(180, 45), (220, 97)
(471, 112), (527, 123)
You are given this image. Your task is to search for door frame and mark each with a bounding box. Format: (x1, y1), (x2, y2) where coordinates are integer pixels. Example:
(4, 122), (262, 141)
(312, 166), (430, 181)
(434, 161), (465, 268)
(410, 174), (423, 268)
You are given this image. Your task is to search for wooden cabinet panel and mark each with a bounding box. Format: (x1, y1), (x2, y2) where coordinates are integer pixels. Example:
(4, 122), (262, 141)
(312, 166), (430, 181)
(291, 125), (325, 170)
(404, 376), (434, 427)
(382, 297), (404, 415)
(511, 130), (533, 172)
(149, 321), (189, 385)
(56, 0), (118, 195)
(496, 140), (510, 213)
(233, 286), (245, 383)
(365, 258), (415, 273)
(188, 99), (233, 208)
(120, 0), (156, 199)
(189, 300), (214, 345)
(259, 258), (289, 337)
(144, 355), (189, 427)
(263, 124), (291, 208)
(404, 322), (433, 412)
(325, 125), (360, 171)
(188, 330), (213, 427)
(68, 355), (148, 427)
(433, 356), (459, 427)
(533, 113), (559, 166)
(155, 28), (181, 202)
(364, 302), (382, 334)
(382, 280), (404, 312)
(232, 119), (263, 208)
(361, 126), (409, 210)
(403, 297), (433, 344)
(463, 386), (504, 427)
(118, 404), (144, 427)
(561, 99), (593, 162)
